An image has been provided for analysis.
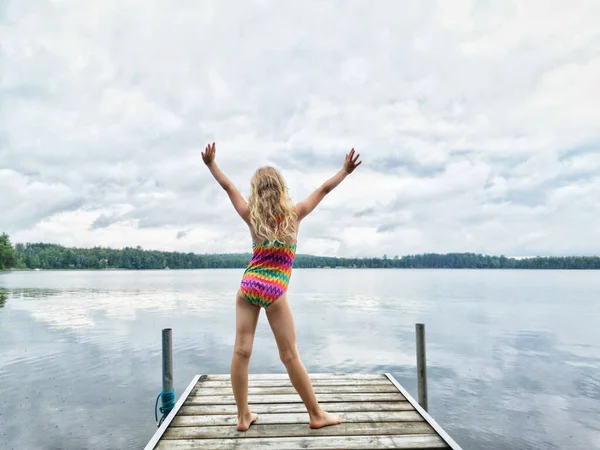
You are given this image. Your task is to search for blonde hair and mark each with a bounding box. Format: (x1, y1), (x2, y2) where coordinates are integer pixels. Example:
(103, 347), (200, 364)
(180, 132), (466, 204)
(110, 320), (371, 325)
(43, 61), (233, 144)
(248, 166), (297, 245)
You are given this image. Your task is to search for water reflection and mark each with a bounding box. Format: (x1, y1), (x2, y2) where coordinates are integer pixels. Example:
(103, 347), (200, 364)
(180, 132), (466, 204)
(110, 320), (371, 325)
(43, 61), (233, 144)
(0, 288), (7, 308)
(7, 286), (229, 330)
(0, 269), (599, 450)
(9, 287), (63, 299)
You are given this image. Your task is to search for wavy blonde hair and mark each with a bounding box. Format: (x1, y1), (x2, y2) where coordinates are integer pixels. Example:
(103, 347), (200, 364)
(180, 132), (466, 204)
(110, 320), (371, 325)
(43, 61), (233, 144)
(248, 166), (297, 245)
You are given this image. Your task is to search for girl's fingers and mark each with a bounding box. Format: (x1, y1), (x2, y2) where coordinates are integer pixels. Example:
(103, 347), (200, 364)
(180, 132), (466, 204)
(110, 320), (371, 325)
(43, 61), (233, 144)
(345, 148), (361, 168)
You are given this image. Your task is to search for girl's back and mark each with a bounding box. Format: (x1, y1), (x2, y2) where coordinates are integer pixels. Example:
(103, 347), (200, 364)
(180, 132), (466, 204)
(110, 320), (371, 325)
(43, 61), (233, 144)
(201, 142), (361, 431)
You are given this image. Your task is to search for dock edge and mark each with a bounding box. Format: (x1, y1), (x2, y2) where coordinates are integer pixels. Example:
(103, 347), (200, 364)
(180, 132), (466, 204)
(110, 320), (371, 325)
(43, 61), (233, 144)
(144, 374), (202, 450)
(385, 373), (463, 450)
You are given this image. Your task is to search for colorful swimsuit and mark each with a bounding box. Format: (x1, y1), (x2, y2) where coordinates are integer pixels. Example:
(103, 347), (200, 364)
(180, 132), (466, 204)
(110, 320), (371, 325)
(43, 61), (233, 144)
(240, 240), (297, 308)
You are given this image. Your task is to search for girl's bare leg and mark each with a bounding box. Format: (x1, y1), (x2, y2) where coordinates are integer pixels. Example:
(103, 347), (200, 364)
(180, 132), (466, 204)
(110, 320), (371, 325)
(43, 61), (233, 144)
(231, 290), (261, 431)
(265, 295), (342, 428)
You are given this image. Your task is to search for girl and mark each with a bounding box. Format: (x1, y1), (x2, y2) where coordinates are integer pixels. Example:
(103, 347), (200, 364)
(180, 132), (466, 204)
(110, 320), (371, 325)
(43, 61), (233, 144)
(201, 142), (362, 431)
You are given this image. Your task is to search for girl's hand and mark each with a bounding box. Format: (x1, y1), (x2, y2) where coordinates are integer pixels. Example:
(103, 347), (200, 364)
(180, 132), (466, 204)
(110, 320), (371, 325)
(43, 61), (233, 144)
(343, 148), (362, 174)
(202, 142), (216, 166)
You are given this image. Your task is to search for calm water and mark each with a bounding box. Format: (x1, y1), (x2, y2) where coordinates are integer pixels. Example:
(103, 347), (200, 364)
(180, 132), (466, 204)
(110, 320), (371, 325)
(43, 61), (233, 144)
(1, 269), (599, 450)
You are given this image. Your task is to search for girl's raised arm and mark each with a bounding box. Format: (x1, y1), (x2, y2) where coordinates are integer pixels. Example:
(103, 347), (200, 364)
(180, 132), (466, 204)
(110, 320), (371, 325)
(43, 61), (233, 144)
(202, 142), (250, 224)
(295, 148), (361, 222)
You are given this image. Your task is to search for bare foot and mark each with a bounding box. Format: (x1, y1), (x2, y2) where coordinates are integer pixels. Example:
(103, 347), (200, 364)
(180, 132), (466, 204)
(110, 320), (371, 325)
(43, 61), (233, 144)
(237, 412), (258, 431)
(309, 411), (342, 429)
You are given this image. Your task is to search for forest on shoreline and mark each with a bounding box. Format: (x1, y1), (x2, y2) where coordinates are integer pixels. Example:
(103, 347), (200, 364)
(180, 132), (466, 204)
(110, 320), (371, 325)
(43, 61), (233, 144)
(1, 234), (599, 270)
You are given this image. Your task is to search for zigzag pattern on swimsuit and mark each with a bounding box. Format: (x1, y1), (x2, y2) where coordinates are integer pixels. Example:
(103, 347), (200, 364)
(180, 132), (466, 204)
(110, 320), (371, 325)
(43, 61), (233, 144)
(240, 240), (297, 308)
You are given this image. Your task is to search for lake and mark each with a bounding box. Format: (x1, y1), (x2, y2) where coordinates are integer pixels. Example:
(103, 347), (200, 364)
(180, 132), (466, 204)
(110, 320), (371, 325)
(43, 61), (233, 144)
(1, 269), (599, 449)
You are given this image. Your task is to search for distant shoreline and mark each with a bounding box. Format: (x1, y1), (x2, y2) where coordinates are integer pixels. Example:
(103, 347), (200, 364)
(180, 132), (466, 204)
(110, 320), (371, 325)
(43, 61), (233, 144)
(6, 241), (600, 271)
(5, 266), (600, 272)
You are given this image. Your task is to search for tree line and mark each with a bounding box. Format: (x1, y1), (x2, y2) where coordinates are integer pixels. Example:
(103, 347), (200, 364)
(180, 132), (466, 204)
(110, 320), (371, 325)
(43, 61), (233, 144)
(0, 234), (598, 270)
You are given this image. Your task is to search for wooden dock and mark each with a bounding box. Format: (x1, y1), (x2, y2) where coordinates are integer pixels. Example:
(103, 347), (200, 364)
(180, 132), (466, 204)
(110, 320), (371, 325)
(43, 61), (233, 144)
(145, 373), (462, 449)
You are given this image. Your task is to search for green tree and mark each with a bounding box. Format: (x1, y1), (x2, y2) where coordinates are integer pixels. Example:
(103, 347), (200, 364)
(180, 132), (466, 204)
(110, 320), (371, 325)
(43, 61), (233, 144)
(0, 233), (17, 270)
(7, 239), (600, 270)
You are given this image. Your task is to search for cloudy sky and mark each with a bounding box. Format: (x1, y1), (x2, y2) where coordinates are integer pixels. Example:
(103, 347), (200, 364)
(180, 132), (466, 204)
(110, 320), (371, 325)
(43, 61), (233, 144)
(1, 0), (599, 258)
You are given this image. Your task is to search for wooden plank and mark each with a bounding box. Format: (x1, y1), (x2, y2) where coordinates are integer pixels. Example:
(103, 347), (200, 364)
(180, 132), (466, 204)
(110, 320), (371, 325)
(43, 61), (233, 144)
(205, 373), (386, 381)
(185, 392), (406, 405)
(191, 385), (399, 396)
(143, 375), (201, 450)
(385, 374), (463, 450)
(155, 434), (449, 449)
(196, 378), (392, 388)
(172, 410), (424, 427)
(146, 374), (460, 450)
(163, 421), (436, 440)
(179, 401), (415, 415)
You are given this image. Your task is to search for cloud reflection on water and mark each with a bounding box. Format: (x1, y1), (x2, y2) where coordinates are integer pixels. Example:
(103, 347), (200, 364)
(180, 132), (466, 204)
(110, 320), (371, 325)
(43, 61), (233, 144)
(0, 269), (599, 449)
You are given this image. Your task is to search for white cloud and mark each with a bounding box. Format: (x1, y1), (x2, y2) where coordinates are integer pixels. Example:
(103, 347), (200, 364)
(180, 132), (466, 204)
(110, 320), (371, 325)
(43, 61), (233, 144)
(1, 0), (599, 257)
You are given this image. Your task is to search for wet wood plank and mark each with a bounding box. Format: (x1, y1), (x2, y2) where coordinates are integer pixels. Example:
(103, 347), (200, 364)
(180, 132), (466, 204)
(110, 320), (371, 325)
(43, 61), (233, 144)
(179, 401), (415, 415)
(196, 378), (392, 388)
(163, 421), (436, 439)
(155, 434), (449, 449)
(205, 373), (387, 381)
(185, 392), (407, 405)
(171, 410), (424, 426)
(191, 384), (399, 395)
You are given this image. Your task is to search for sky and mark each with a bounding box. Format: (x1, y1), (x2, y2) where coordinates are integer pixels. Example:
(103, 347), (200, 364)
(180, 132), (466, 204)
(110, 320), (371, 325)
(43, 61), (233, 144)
(1, 0), (599, 258)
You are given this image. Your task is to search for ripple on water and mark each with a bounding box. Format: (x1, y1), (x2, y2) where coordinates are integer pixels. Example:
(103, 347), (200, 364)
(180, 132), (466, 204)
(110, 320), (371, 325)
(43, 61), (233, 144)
(2, 269), (600, 450)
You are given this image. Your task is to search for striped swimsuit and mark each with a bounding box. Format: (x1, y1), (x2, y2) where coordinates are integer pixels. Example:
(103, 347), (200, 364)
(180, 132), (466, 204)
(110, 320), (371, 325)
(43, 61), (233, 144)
(240, 240), (297, 308)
